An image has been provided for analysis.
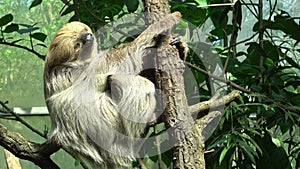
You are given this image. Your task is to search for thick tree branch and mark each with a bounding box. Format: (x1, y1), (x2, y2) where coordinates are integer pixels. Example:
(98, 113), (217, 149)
(189, 90), (240, 114)
(196, 111), (222, 141)
(0, 124), (60, 169)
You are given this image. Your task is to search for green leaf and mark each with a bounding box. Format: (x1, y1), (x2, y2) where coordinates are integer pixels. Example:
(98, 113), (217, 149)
(290, 94), (300, 106)
(235, 0), (242, 27)
(124, 0), (139, 12)
(60, 5), (74, 16)
(219, 144), (231, 164)
(253, 20), (270, 31)
(253, 14), (300, 41)
(161, 151), (172, 167)
(285, 56), (300, 69)
(271, 137), (281, 147)
(31, 32), (47, 42)
(29, 0), (42, 10)
(246, 42), (265, 65)
(210, 25), (233, 39)
(3, 23), (19, 33)
(17, 27), (39, 34)
(255, 133), (292, 169)
(206, 134), (227, 150)
(225, 109), (230, 120)
(0, 14), (13, 27)
(264, 58), (274, 67)
(236, 138), (257, 163)
(241, 132), (263, 155)
(263, 40), (280, 62)
(273, 14), (300, 41)
(149, 155), (158, 163)
(195, 0), (206, 6)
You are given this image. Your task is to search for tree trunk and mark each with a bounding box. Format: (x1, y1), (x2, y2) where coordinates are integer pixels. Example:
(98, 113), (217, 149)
(143, 0), (205, 168)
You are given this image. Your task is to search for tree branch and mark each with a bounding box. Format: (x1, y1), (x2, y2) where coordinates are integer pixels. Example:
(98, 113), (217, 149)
(0, 101), (47, 138)
(0, 41), (45, 60)
(195, 111), (222, 141)
(0, 124), (60, 169)
(185, 61), (252, 94)
(189, 90), (240, 114)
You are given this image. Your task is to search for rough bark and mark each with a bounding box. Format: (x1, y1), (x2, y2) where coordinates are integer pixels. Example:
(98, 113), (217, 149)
(143, 0), (205, 168)
(0, 124), (60, 169)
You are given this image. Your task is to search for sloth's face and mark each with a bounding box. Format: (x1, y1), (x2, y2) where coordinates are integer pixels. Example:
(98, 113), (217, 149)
(74, 32), (96, 61)
(45, 22), (96, 69)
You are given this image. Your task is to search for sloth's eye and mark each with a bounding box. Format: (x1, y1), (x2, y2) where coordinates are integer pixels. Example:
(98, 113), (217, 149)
(75, 42), (81, 47)
(74, 42), (83, 56)
(74, 42), (82, 50)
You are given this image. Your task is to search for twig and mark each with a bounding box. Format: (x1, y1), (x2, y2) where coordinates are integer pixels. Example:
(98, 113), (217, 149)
(0, 101), (91, 169)
(80, 0), (135, 39)
(0, 101), (46, 138)
(137, 158), (147, 169)
(258, 0), (264, 85)
(185, 62), (252, 94)
(186, 63), (300, 115)
(204, 149), (215, 154)
(242, 0), (258, 18)
(218, 32), (259, 55)
(73, 0), (80, 21)
(0, 41), (45, 60)
(197, 2), (235, 8)
(154, 125), (164, 169)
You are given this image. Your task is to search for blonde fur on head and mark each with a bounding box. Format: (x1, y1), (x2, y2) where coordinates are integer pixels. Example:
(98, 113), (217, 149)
(45, 22), (93, 70)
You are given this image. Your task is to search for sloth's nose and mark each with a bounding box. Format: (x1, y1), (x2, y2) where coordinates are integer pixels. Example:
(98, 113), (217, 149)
(85, 33), (93, 42)
(80, 33), (94, 44)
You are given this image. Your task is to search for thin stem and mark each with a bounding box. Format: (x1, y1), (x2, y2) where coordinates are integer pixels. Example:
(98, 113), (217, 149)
(0, 101), (46, 138)
(258, 0), (264, 85)
(185, 62), (252, 94)
(73, 0), (80, 21)
(218, 32), (259, 55)
(0, 41), (45, 60)
(154, 125), (164, 169)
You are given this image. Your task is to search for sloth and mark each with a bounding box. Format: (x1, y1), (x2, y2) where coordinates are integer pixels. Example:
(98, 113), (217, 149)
(44, 12), (181, 168)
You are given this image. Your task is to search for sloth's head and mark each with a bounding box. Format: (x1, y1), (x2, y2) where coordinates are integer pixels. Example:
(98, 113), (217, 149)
(45, 22), (96, 70)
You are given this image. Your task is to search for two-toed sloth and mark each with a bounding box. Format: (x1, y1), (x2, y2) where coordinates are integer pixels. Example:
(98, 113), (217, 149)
(44, 12), (181, 168)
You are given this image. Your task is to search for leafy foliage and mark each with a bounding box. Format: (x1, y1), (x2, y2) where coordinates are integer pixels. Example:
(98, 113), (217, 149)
(199, 0), (299, 169)
(0, 0), (299, 168)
